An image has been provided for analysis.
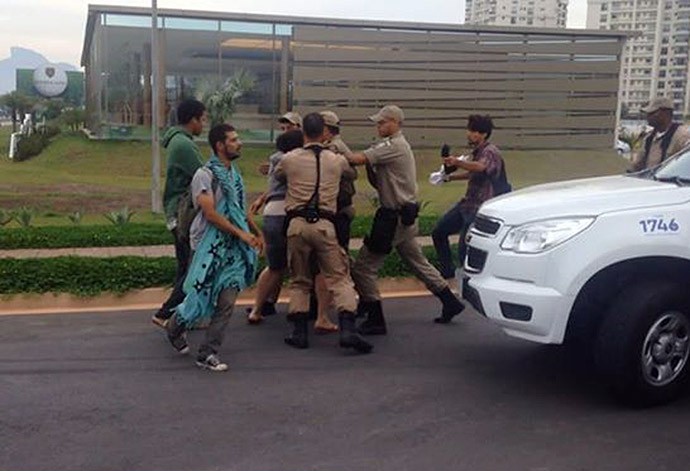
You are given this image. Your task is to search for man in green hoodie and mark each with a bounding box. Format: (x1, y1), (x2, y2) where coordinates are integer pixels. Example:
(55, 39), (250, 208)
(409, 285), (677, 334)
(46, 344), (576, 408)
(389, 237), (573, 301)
(152, 98), (207, 328)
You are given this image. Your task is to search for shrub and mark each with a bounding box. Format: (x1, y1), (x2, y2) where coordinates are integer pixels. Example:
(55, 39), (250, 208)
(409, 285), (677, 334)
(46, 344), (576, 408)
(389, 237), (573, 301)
(0, 257), (177, 296)
(104, 206), (135, 226)
(0, 216), (441, 250)
(41, 123), (62, 139)
(67, 211), (82, 225)
(14, 207), (33, 227)
(15, 134), (47, 161)
(0, 209), (13, 227)
(0, 224), (171, 249)
(60, 108), (86, 131)
(0, 246), (446, 296)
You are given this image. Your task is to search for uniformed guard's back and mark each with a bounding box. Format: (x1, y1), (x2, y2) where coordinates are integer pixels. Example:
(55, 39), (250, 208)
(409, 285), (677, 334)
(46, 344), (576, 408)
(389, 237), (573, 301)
(273, 112), (373, 355)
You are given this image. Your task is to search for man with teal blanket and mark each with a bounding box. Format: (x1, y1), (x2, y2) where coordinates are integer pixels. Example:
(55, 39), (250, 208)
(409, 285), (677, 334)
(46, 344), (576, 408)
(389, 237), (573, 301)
(166, 123), (264, 372)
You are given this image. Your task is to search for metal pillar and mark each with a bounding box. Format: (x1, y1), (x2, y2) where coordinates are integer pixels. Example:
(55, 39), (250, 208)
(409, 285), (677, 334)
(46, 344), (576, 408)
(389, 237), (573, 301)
(150, 0), (163, 213)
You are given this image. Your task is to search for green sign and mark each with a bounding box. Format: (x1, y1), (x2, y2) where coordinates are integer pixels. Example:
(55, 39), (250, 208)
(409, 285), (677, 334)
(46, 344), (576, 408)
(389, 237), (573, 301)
(16, 68), (84, 106)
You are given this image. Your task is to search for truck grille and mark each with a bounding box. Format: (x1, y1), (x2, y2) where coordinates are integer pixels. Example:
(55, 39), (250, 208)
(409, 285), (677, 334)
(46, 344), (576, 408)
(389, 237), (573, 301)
(462, 277), (485, 316)
(472, 215), (501, 236)
(466, 247), (488, 273)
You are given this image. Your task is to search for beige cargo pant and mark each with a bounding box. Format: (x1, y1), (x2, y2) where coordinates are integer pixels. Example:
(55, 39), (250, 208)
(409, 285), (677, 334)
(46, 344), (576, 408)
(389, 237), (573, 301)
(286, 217), (357, 313)
(352, 221), (448, 302)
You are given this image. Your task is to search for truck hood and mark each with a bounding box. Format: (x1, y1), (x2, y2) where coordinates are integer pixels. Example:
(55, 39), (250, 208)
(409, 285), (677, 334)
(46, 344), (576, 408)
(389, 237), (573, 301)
(479, 175), (690, 225)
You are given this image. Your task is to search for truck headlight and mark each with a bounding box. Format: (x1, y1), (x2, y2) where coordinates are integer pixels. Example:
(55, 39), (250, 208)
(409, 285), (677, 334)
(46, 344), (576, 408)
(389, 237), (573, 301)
(500, 218), (594, 253)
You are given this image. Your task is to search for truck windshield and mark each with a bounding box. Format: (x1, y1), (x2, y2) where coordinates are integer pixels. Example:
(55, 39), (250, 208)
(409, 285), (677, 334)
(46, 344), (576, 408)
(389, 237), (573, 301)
(653, 146), (690, 184)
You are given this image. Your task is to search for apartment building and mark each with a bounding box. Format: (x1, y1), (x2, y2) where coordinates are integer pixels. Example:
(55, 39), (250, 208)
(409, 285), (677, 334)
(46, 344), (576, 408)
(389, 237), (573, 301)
(588, 0), (690, 117)
(465, 0), (568, 27)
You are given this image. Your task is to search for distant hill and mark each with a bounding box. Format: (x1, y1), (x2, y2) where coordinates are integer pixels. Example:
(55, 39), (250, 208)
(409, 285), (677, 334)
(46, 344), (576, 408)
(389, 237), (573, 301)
(0, 47), (78, 95)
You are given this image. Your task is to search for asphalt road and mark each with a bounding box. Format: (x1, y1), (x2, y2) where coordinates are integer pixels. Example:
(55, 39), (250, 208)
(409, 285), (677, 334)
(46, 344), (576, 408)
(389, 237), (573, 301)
(2, 296), (690, 471)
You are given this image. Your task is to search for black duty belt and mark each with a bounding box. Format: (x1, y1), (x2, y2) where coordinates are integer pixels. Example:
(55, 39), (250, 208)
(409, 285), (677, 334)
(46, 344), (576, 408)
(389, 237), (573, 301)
(286, 208), (336, 224)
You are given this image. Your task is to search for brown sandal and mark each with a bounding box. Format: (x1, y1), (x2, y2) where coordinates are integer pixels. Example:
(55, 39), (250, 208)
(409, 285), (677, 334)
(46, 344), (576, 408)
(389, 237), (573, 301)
(314, 324), (339, 334)
(246, 308), (264, 325)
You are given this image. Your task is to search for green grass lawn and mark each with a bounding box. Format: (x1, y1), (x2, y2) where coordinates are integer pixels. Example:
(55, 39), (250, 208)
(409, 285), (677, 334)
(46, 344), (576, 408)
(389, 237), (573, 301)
(0, 125), (627, 227)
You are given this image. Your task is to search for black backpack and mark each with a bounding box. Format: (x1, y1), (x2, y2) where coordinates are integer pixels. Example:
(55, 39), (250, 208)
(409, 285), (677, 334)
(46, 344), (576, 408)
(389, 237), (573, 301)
(491, 159), (512, 197)
(176, 167), (218, 244)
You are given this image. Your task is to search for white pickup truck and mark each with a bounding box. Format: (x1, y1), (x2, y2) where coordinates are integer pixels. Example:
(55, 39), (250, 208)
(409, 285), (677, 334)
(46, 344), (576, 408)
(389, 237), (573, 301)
(463, 149), (690, 406)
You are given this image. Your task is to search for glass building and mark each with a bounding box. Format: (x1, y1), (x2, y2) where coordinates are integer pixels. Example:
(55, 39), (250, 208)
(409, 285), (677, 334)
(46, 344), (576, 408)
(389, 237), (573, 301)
(81, 5), (629, 149)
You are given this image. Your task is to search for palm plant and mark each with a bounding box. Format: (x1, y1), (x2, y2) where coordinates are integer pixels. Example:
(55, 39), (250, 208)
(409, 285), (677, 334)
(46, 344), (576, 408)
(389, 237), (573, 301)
(67, 211), (82, 225)
(196, 69), (256, 126)
(15, 207), (33, 227)
(0, 209), (13, 227)
(0, 91), (36, 132)
(104, 206), (135, 226)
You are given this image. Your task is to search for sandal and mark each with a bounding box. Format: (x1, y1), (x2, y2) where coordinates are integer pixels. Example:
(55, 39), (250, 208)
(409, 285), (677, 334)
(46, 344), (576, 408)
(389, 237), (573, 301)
(246, 307), (264, 325)
(314, 324), (339, 334)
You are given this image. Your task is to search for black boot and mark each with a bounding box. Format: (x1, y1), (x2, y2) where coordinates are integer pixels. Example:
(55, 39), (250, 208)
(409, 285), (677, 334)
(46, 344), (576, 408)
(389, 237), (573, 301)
(354, 300), (369, 319)
(434, 287), (465, 324)
(284, 312), (309, 349)
(307, 293), (318, 321)
(357, 300), (387, 336)
(339, 311), (373, 354)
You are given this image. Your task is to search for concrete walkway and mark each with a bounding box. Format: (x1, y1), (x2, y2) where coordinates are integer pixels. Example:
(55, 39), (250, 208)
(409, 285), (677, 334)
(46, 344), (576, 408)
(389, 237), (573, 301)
(0, 236), (436, 259)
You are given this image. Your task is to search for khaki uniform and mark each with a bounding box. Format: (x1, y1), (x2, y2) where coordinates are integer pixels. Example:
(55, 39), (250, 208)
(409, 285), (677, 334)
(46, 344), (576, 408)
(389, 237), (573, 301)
(274, 144), (357, 313)
(352, 131), (448, 302)
(327, 135), (357, 248)
(631, 124), (690, 171)
(328, 135), (352, 158)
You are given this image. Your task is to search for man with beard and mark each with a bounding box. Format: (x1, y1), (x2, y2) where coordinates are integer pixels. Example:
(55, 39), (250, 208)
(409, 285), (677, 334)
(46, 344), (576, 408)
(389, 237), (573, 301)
(165, 123), (263, 371)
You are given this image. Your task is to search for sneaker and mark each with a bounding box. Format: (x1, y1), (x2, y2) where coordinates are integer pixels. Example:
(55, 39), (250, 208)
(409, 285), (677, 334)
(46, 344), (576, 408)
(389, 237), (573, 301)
(167, 332), (189, 355)
(151, 313), (169, 329)
(196, 354), (228, 372)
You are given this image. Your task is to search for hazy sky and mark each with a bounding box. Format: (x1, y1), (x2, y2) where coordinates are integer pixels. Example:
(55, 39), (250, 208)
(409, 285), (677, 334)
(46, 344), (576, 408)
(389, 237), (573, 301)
(0, 0), (589, 66)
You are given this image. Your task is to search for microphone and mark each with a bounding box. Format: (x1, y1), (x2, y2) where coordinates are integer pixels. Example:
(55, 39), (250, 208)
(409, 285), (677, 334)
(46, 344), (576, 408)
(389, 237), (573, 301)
(440, 143), (456, 174)
(441, 143), (450, 157)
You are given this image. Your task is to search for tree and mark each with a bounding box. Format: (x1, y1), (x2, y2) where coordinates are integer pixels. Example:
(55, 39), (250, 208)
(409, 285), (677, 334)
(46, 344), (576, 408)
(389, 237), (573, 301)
(38, 98), (67, 121)
(60, 108), (86, 132)
(0, 91), (36, 132)
(196, 69), (256, 126)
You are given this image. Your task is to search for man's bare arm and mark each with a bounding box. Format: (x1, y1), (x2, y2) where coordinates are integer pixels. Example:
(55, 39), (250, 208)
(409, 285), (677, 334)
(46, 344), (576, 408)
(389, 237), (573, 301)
(446, 172), (471, 181)
(346, 151), (368, 166)
(443, 156), (487, 173)
(197, 192), (261, 249)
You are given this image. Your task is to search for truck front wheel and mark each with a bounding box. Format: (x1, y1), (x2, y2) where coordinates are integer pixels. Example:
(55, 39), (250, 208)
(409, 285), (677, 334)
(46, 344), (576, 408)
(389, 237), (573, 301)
(595, 281), (690, 407)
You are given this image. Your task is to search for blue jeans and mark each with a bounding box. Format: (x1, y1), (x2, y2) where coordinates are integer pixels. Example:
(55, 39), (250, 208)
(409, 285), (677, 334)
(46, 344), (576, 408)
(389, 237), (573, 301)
(431, 202), (476, 279)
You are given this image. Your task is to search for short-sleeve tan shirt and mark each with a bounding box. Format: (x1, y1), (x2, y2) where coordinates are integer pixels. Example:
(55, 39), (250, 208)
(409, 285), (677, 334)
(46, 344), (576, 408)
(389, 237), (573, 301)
(274, 144), (353, 214)
(362, 131), (418, 210)
(632, 124), (690, 171)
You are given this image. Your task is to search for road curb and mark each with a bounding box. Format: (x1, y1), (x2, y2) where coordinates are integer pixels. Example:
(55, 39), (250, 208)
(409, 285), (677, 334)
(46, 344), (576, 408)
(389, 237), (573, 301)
(0, 277), (442, 316)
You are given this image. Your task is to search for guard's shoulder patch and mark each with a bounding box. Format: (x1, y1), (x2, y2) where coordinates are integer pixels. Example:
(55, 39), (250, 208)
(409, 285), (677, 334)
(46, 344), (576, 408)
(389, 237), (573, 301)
(374, 139), (392, 149)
